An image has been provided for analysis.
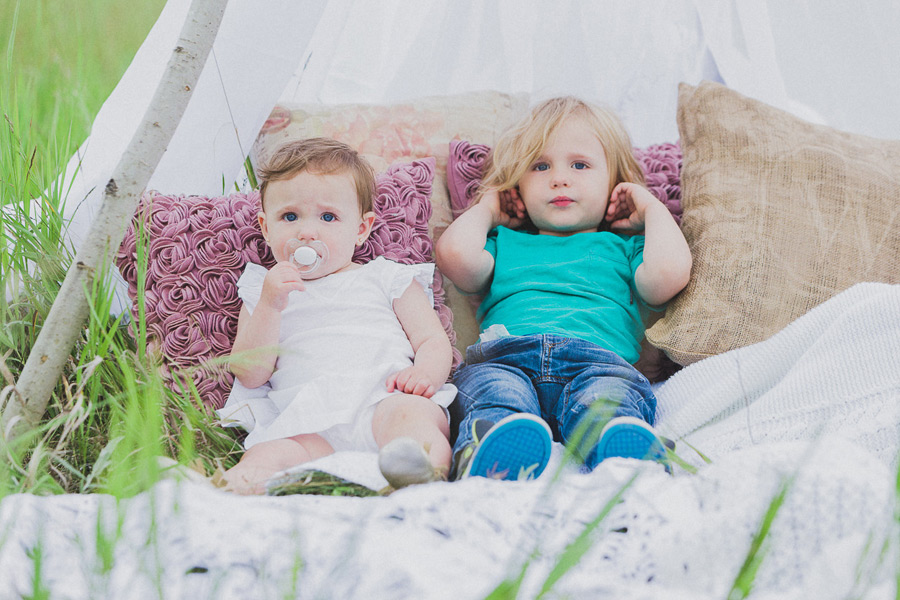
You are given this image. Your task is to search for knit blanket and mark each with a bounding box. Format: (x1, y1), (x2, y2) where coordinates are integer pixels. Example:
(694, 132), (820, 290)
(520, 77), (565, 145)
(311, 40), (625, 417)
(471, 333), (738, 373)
(2, 283), (899, 599)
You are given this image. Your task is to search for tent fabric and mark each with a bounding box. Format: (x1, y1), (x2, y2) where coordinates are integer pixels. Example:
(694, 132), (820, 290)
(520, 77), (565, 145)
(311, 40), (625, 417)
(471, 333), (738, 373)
(58, 0), (900, 257)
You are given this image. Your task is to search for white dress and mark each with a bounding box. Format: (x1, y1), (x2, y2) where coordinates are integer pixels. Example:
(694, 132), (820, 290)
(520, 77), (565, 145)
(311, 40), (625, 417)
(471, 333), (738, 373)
(218, 257), (457, 448)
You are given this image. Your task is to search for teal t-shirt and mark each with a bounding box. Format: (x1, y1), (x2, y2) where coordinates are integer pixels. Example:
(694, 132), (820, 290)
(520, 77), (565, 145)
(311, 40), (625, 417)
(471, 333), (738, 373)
(478, 226), (658, 364)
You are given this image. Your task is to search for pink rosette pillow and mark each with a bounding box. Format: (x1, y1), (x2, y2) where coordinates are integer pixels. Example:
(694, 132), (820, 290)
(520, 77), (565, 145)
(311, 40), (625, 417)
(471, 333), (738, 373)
(117, 157), (457, 410)
(446, 140), (491, 218)
(445, 139), (684, 382)
(635, 142), (683, 225)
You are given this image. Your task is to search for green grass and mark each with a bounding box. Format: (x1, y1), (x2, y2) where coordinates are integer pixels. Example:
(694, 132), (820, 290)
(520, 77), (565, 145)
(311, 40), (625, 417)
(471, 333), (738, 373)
(3, 0), (169, 151)
(0, 7), (250, 596)
(0, 0), (246, 501)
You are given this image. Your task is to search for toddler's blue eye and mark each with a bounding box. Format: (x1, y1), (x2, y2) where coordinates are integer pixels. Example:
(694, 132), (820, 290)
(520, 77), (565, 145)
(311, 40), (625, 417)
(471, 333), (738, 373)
(284, 213), (297, 222)
(321, 212), (336, 222)
(573, 162), (588, 170)
(534, 163), (549, 172)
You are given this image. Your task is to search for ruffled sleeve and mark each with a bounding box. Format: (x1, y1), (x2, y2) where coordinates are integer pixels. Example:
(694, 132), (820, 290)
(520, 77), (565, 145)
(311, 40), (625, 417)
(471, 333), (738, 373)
(374, 257), (436, 307)
(236, 262), (268, 314)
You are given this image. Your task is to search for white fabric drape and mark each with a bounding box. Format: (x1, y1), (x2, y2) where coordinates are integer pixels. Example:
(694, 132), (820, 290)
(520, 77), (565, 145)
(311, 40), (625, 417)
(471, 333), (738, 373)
(59, 0), (328, 253)
(55, 0), (899, 256)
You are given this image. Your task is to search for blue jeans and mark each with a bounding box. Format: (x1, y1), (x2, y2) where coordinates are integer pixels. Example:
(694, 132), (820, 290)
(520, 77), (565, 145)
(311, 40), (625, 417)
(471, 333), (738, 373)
(450, 334), (657, 470)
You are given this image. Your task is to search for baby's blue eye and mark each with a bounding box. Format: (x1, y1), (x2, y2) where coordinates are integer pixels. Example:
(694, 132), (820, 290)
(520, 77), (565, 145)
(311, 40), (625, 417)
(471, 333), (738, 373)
(283, 212), (297, 222)
(321, 212), (336, 222)
(534, 163), (549, 172)
(573, 161), (588, 170)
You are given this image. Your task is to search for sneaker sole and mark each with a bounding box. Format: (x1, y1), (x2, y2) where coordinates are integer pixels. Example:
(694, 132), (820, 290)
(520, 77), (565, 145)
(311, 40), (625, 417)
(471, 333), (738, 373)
(466, 416), (552, 481)
(596, 421), (667, 463)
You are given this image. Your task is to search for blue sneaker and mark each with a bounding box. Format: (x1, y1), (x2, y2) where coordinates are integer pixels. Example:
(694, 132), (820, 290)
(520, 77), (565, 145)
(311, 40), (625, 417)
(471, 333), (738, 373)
(453, 413), (553, 481)
(595, 416), (670, 470)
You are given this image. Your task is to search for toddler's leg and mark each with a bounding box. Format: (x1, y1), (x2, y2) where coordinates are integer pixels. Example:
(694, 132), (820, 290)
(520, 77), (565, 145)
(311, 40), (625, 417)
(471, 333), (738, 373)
(557, 365), (659, 470)
(452, 360), (541, 456)
(372, 394), (451, 478)
(449, 360), (555, 481)
(224, 433), (333, 495)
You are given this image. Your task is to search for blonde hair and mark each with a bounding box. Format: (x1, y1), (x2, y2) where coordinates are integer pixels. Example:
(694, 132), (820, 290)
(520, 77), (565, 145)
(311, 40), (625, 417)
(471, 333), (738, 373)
(481, 96), (644, 198)
(258, 138), (375, 214)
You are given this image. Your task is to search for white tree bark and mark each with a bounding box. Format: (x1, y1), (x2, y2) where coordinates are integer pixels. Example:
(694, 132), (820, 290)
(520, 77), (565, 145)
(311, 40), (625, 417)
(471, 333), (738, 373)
(3, 0), (229, 441)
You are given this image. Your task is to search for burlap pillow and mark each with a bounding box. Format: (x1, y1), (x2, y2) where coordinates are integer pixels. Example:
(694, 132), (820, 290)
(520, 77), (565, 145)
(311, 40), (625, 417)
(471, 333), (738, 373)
(646, 81), (900, 365)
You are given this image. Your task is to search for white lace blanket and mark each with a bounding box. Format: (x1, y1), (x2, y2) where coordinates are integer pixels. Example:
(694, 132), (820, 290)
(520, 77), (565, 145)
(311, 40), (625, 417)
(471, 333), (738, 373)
(2, 283), (899, 599)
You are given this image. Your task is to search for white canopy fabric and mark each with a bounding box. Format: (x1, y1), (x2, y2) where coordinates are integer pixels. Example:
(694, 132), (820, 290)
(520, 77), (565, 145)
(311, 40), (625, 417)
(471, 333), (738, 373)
(59, 0), (900, 255)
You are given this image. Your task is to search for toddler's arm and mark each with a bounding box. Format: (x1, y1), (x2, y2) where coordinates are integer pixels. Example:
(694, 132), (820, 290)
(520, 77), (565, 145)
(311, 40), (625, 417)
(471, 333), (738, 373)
(607, 182), (692, 306)
(435, 189), (521, 293)
(387, 281), (453, 398)
(230, 262), (306, 389)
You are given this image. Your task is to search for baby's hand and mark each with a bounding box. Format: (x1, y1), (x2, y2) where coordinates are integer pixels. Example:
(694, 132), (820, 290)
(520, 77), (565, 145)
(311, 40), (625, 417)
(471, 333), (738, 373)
(259, 262), (306, 312)
(606, 182), (660, 232)
(386, 366), (437, 398)
(480, 189), (526, 230)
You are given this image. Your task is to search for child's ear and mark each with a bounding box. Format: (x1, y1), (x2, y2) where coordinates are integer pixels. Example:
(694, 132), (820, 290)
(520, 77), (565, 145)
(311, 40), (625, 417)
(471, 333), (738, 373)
(356, 211), (376, 246)
(258, 211), (269, 242)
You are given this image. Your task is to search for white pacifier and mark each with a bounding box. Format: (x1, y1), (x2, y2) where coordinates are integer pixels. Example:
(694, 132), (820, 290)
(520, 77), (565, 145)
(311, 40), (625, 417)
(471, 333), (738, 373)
(284, 238), (329, 276)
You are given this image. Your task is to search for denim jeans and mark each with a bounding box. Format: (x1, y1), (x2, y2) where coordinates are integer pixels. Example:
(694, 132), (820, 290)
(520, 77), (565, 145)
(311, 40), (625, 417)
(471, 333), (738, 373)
(450, 334), (657, 470)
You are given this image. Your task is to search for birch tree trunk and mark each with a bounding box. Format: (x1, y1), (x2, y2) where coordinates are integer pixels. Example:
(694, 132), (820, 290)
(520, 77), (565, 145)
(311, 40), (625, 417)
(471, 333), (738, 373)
(2, 0), (228, 441)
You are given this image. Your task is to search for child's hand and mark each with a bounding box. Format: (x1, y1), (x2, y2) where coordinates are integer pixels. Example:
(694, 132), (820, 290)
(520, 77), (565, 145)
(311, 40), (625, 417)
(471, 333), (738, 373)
(386, 366), (438, 398)
(259, 262), (306, 312)
(606, 182), (660, 232)
(499, 187), (527, 224)
(480, 189), (526, 230)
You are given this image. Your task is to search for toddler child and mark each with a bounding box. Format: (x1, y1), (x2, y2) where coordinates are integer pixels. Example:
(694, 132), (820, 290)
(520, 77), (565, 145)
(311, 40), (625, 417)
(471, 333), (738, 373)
(219, 138), (456, 493)
(435, 97), (691, 480)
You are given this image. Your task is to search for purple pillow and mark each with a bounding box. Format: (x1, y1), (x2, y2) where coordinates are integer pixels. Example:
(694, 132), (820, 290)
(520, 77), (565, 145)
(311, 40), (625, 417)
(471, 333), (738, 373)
(447, 139), (491, 217)
(445, 139), (684, 382)
(116, 157), (458, 409)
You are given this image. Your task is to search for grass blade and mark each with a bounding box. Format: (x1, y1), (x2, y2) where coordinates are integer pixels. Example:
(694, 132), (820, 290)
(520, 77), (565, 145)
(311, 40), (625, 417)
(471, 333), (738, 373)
(727, 474), (794, 600)
(537, 471), (639, 598)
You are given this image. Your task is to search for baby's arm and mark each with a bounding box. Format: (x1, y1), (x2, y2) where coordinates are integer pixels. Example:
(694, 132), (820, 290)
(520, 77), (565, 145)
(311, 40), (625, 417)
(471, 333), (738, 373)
(387, 281), (453, 398)
(230, 262), (306, 389)
(607, 182), (692, 306)
(435, 189), (520, 293)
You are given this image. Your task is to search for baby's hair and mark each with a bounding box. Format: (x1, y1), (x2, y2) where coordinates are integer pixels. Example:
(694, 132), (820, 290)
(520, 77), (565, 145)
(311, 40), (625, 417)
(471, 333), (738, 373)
(481, 96), (645, 197)
(258, 138), (375, 214)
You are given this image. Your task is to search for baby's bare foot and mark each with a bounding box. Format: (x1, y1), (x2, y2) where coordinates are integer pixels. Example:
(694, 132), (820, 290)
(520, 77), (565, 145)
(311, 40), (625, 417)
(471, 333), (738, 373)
(222, 465), (269, 495)
(379, 437), (441, 489)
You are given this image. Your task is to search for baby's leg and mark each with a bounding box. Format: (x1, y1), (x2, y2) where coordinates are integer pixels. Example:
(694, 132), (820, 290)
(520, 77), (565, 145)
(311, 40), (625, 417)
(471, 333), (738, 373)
(224, 433), (334, 495)
(372, 394), (451, 477)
